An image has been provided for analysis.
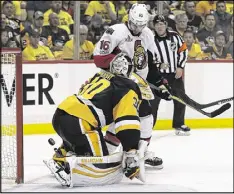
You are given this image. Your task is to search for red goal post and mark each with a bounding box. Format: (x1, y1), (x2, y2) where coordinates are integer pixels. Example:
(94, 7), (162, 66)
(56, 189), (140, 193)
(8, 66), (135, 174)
(1, 48), (24, 183)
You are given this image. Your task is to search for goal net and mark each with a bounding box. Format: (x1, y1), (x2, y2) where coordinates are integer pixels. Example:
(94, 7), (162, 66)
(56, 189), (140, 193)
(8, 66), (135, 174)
(1, 48), (24, 184)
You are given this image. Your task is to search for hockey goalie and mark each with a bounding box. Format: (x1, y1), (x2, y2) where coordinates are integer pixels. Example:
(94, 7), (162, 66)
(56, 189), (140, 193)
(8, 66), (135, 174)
(44, 53), (151, 187)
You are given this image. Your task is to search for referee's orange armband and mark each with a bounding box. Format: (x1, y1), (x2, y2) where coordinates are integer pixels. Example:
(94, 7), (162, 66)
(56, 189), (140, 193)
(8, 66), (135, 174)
(178, 42), (187, 53)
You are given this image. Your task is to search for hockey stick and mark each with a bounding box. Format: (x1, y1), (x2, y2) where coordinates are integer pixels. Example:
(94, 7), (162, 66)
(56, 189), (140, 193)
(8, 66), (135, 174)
(171, 88), (233, 109)
(148, 83), (231, 118)
(199, 97), (233, 109)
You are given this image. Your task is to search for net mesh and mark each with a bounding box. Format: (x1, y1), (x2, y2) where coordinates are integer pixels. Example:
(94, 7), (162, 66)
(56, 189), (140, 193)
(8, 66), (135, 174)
(1, 52), (17, 181)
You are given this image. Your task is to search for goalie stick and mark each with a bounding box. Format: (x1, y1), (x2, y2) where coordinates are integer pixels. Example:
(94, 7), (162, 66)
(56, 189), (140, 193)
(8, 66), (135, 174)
(170, 88), (233, 109)
(148, 83), (231, 118)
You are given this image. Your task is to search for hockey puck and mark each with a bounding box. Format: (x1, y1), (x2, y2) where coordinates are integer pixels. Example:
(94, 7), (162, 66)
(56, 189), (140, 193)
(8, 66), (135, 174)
(48, 138), (55, 146)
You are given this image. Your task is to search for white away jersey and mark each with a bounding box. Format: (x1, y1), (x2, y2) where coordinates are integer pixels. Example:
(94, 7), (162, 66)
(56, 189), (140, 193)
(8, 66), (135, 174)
(93, 23), (158, 79)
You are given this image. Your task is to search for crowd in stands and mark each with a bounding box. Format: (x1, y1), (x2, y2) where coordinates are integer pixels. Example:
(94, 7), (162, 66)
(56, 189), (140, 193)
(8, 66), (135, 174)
(1, 1), (233, 61)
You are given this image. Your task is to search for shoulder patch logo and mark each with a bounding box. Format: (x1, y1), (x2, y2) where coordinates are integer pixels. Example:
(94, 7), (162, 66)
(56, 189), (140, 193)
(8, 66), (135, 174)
(105, 28), (114, 35)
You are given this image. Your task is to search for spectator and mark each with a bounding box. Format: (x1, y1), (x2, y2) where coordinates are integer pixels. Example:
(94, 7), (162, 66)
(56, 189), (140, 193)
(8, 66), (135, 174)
(226, 1), (234, 14)
(41, 12), (70, 59)
(225, 15), (233, 50)
(184, 1), (203, 34)
(162, 2), (176, 31)
(80, 1), (90, 24)
(197, 14), (220, 51)
(144, 1), (157, 30)
(63, 25), (94, 60)
(26, 1), (51, 23)
(62, 1), (74, 17)
(1, 13), (20, 47)
(84, 1), (117, 26)
(43, 1), (74, 35)
(87, 14), (105, 45)
(166, 1), (182, 10)
(21, 11), (45, 50)
(20, 1), (27, 21)
(202, 31), (232, 60)
(214, 1), (232, 36)
(183, 29), (203, 60)
(196, 1), (216, 19)
(22, 30), (55, 61)
(147, 2), (176, 31)
(1, 29), (18, 48)
(64, 1), (74, 33)
(174, 13), (188, 36)
(12, 1), (21, 20)
(144, 1), (157, 15)
(1, 1), (24, 20)
(2, 1), (21, 39)
(121, 13), (128, 23)
(227, 40), (233, 59)
(114, 1), (128, 23)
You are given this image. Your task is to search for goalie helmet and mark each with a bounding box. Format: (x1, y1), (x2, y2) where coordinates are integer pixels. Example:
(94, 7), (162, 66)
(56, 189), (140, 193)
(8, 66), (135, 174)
(110, 53), (134, 78)
(128, 3), (149, 35)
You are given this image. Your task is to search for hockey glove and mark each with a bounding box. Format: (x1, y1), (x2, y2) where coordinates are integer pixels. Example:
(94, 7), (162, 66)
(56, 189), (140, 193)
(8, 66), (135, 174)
(122, 149), (140, 180)
(154, 78), (172, 101)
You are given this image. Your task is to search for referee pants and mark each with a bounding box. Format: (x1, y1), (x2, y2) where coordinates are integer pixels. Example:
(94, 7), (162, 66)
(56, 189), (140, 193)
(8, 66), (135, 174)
(150, 73), (186, 128)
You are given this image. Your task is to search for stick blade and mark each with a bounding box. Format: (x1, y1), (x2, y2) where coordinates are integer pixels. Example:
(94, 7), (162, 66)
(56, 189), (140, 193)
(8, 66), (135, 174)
(210, 103), (231, 118)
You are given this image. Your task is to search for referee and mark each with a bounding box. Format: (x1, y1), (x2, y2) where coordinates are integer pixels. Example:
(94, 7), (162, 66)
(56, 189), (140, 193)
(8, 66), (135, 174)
(147, 15), (190, 136)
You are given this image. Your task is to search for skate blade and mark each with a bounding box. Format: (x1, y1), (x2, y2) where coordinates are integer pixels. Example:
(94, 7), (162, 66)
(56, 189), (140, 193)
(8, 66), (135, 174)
(145, 163), (163, 169)
(175, 131), (190, 136)
(145, 164), (163, 170)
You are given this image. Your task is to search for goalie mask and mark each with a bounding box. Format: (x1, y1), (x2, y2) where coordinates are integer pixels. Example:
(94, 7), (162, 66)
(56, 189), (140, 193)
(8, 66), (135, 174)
(110, 53), (134, 78)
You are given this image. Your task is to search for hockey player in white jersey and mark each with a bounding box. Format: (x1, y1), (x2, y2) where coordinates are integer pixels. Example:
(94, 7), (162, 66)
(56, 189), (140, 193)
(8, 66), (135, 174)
(93, 3), (172, 168)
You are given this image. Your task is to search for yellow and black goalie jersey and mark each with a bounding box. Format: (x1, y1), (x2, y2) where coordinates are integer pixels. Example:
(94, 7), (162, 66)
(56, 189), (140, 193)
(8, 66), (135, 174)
(58, 70), (142, 148)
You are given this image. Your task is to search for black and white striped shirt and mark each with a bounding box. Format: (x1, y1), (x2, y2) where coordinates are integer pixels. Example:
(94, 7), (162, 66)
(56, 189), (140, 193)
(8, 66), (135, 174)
(153, 30), (188, 74)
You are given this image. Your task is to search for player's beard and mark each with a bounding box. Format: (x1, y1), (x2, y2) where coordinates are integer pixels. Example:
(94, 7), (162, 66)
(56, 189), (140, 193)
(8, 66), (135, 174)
(128, 21), (146, 35)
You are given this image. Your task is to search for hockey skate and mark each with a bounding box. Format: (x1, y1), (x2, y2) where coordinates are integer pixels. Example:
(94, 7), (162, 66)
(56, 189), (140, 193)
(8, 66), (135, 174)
(144, 151), (163, 169)
(174, 125), (191, 136)
(43, 159), (71, 187)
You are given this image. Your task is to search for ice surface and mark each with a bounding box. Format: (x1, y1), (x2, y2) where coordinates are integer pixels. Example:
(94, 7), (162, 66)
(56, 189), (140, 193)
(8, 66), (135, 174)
(2, 129), (233, 192)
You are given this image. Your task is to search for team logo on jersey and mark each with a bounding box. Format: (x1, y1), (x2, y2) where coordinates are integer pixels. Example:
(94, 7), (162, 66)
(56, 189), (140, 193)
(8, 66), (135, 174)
(169, 42), (177, 51)
(133, 45), (147, 70)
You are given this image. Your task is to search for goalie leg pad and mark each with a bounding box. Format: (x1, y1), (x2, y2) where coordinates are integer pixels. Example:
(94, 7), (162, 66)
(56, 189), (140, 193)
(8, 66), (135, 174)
(66, 155), (123, 187)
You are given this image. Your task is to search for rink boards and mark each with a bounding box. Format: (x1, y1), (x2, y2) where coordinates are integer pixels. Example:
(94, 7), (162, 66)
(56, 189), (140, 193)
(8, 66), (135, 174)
(1, 60), (233, 135)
